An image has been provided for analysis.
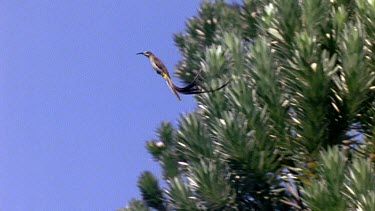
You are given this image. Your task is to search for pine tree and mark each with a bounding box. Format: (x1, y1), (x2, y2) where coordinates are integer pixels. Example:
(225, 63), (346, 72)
(122, 0), (375, 210)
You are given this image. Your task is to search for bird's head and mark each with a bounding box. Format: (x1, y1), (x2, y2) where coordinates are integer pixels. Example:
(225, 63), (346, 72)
(136, 51), (153, 57)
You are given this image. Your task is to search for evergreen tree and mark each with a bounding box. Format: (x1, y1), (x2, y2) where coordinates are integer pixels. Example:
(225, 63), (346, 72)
(122, 0), (375, 210)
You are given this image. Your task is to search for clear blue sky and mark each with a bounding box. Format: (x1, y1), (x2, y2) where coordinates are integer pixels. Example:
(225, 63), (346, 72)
(0, 1), (201, 210)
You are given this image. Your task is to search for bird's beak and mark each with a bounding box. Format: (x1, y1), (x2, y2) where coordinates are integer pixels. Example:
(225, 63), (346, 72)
(136, 52), (144, 55)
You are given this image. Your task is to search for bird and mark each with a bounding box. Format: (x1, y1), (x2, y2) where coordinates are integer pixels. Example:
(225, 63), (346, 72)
(137, 50), (230, 100)
(137, 51), (182, 100)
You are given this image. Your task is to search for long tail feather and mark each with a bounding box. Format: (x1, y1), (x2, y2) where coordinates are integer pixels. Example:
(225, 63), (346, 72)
(164, 68), (229, 100)
(177, 80), (231, 95)
(165, 77), (181, 101)
(173, 69), (203, 93)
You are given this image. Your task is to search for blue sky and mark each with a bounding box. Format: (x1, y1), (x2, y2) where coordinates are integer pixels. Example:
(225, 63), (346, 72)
(0, 1), (201, 210)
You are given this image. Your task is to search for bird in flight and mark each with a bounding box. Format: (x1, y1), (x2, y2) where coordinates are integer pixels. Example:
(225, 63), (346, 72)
(137, 50), (229, 101)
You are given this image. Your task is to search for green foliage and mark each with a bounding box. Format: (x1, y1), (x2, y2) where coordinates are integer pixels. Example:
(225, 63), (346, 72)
(302, 147), (348, 210)
(303, 147), (375, 211)
(124, 0), (375, 210)
(118, 199), (149, 211)
(137, 171), (165, 211)
(188, 160), (236, 210)
(176, 113), (214, 163)
(165, 177), (197, 211)
(174, 0), (251, 83)
(345, 157), (375, 210)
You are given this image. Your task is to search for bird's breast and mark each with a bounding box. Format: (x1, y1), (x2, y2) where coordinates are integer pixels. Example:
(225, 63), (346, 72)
(149, 58), (163, 75)
(149, 57), (158, 70)
(150, 61), (159, 71)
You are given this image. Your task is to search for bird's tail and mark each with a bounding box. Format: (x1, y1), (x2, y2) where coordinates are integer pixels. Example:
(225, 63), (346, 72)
(175, 80), (231, 94)
(164, 76), (181, 101)
(173, 69), (202, 94)
(172, 69), (230, 95)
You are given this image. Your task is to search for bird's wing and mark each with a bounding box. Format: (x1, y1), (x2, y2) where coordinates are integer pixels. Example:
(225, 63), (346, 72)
(153, 57), (170, 77)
